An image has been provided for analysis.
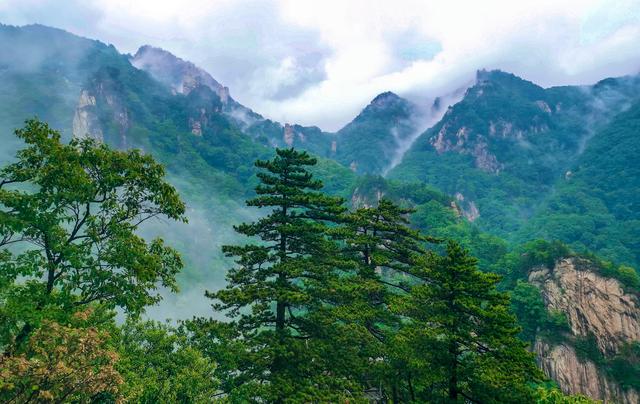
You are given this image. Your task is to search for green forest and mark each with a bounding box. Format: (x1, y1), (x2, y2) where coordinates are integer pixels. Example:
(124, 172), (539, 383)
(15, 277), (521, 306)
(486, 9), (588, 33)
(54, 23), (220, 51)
(1, 23), (640, 404)
(0, 120), (600, 403)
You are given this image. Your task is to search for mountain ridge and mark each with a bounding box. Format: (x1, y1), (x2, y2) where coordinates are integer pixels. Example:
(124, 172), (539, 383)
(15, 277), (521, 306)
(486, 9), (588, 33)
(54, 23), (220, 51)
(2, 23), (640, 400)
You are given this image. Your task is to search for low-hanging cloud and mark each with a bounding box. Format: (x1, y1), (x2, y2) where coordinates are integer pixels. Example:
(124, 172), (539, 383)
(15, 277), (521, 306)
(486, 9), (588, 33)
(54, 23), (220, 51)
(1, 0), (640, 131)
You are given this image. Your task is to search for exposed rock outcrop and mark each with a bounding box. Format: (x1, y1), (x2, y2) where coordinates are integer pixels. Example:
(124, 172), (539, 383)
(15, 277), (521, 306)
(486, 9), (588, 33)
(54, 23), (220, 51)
(72, 89), (103, 141)
(529, 258), (640, 403)
(535, 341), (638, 403)
(453, 192), (480, 222)
(283, 123), (294, 147)
(430, 124), (502, 173)
(72, 81), (130, 148)
(131, 45), (230, 104)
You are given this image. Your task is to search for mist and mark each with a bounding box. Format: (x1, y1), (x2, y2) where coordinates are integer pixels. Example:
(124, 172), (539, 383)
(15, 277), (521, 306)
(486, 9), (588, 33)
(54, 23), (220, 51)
(3, 1), (640, 131)
(382, 85), (469, 176)
(135, 173), (261, 322)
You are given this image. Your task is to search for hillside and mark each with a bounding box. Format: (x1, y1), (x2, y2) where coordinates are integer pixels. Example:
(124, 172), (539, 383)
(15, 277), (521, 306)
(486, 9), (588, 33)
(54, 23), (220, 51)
(389, 69), (640, 253)
(1, 23), (640, 400)
(521, 101), (640, 267)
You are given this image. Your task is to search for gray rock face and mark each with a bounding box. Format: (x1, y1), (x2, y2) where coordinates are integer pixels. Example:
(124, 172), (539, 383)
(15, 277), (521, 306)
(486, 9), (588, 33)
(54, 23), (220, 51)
(535, 341), (638, 403)
(72, 85), (130, 148)
(131, 45), (230, 103)
(530, 258), (640, 403)
(430, 123), (503, 174)
(72, 89), (103, 141)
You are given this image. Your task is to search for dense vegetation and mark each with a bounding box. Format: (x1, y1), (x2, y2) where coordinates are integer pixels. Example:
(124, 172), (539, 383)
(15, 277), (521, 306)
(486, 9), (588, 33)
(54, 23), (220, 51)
(1, 122), (592, 402)
(521, 101), (640, 268)
(390, 70), (640, 270)
(1, 24), (638, 402)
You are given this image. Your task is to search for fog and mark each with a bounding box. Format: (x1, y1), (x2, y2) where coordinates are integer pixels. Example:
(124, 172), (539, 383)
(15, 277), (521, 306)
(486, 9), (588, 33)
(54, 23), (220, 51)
(382, 85), (470, 176)
(2, 1), (640, 130)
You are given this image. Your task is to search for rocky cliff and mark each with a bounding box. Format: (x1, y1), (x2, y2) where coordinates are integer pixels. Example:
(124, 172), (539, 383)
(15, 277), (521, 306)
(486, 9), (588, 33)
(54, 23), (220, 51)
(72, 89), (103, 141)
(71, 77), (130, 147)
(131, 45), (229, 103)
(529, 258), (640, 403)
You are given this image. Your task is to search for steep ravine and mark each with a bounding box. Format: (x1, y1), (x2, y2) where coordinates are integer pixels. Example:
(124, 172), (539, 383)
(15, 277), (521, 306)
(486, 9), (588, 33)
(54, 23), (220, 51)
(529, 258), (640, 403)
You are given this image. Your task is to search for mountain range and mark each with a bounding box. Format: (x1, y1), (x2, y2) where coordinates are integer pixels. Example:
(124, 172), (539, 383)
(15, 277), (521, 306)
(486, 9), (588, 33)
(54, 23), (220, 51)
(2, 23), (640, 401)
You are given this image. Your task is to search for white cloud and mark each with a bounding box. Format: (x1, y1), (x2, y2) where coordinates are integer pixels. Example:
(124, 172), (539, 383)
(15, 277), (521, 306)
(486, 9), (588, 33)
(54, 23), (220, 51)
(1, 0), (640, 130)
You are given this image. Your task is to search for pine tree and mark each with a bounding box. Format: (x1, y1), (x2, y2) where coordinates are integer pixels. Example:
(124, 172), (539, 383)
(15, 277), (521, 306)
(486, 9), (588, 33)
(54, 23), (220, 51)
(338, 198), (431, 401)
(345, 199), (429, 282)
(394, 241), (541, 402)
(203, 148), (363, 402)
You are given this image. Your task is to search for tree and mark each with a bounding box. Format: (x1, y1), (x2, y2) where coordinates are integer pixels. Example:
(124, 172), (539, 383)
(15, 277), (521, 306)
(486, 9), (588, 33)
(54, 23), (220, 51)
(115, 320), (218, 403)
(533, 386), (597, 403)
(394, 241), (541, 402)
(339, 198), (431, 400)
(344, 198), (430, 284)
(0, 310), (123, 403)
(0, 119), (185, 349)
(201, 148), (363, 402)
(510, 280), (548, 343)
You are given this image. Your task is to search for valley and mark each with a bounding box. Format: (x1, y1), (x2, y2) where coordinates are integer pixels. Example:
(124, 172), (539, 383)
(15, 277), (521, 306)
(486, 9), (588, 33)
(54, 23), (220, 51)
(1, 23), (639, 402)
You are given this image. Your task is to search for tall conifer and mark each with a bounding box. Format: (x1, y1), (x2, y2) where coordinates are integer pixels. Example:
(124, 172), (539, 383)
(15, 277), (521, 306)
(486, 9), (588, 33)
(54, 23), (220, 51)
(394, 241), (541, 402)
(204, 148), (361, 402)
(339, 198), (430, 400)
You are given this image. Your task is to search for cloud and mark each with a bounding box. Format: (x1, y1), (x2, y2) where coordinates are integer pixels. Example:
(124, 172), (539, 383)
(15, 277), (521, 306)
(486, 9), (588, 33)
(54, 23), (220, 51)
(1, 0), (640, 130)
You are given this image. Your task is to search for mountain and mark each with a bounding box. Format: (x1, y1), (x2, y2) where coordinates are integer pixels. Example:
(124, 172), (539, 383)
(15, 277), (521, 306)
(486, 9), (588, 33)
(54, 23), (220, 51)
(0, 24), (361, 317)
(131, 45), (231, 101)
(332, 92), (423, 174)
(522, 100), (640, 267)
(3, 22), (640, 284)
(2, 23), (640, 399)
(389, 69), (640, 238)
(129, 46), (442, 175)
(0, 23), (125, 161)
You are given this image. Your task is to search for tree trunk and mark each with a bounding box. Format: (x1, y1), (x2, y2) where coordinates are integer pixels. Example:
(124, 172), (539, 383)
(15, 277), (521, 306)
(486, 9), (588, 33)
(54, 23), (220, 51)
(448, 340), (458, 402)
(273, 203), (288, 404)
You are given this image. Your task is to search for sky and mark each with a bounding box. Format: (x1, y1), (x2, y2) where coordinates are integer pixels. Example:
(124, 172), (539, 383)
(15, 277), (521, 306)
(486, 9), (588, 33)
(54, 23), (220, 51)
(1, 0), (640, 130)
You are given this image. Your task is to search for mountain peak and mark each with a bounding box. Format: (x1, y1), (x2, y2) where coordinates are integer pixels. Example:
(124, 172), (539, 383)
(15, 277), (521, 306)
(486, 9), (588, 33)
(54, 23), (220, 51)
(476, 69), (527, 83)
(473, 69), (545, 99)
(131, 45), (229, 102)
(370, 91), (402, 106)
(362, 92), (413, 114)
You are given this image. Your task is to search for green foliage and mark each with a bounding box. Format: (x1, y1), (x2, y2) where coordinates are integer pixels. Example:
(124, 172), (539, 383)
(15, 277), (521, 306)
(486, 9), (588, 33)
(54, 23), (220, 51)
(349, 174), (510, 271)
(393, 241), (542, 402)
(510, 281), (548, 343)
(196, 148), (365, 402)
(574, 334), (604, 366)
(520, 101), (640, 269)
(338, 198), (430, 398)
(608, 342), (640, 391)
(533, 386), (598, 403)
(0, 119), (185, 317)
(491, 240), (572, 288)
(589, 259), (640, 293)
(616, 265), (640, 289)
(0, 119), (185, 359)
(115, 320), (218, 403)
(510, 281), (570, 343)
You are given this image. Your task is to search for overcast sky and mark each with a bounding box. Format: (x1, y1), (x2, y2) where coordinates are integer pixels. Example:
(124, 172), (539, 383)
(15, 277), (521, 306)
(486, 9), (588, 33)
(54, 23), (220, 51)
(1, 0), (640, 130)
